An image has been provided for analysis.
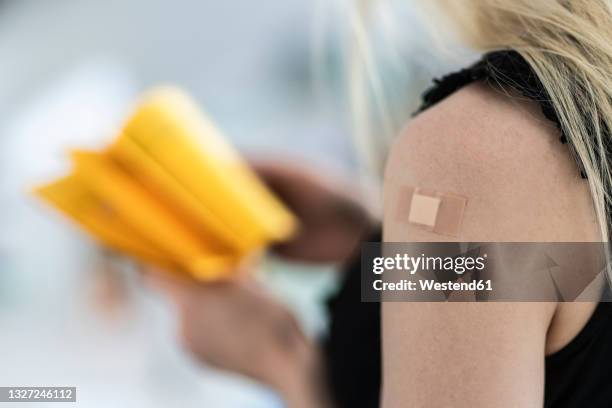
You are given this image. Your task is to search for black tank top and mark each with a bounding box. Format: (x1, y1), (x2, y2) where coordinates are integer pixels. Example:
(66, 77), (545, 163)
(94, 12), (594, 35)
(324, 50), (612, 408)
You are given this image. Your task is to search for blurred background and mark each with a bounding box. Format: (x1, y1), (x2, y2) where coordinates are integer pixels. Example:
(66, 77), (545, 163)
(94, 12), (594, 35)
(0, 0), (469, 406)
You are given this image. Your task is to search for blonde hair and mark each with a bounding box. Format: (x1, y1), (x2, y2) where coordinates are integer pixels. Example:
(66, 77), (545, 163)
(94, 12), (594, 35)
(350, 0), (612, 242)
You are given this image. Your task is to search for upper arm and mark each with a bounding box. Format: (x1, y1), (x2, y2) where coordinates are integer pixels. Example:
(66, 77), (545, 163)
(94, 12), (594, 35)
(381, 83), (598, 407)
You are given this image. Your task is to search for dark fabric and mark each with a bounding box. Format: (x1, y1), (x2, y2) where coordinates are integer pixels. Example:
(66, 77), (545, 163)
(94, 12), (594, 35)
(324, 50), (612, 408)
(418, 51), (561, 133)
(324, 231), (381, 408)
(544, 302), (612, 407)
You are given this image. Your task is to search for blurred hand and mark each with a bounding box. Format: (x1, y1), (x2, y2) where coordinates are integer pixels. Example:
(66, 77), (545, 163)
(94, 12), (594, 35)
(146, 271), (331, 408)
(253, 160), (377, 264)
(143, 160), (369, 407)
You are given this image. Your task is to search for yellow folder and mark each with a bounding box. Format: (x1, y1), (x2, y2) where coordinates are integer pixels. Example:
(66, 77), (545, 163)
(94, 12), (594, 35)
(34, 86), (297, 281)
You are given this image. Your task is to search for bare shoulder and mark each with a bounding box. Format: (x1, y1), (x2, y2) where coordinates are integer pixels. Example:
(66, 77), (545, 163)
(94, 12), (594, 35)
(384, 81), (598, 242)
(381, 82), (602, 407)
(381, 83), (602, 396)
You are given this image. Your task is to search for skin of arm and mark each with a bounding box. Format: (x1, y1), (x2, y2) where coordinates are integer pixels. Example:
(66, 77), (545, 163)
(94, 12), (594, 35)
(381, 82), (599, 408)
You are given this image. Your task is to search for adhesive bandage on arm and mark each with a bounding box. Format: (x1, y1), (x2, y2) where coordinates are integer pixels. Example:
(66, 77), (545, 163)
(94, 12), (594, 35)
(396, 186), (468, 237)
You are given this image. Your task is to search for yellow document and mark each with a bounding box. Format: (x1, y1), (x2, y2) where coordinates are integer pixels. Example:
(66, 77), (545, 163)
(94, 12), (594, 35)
(110, 87), (296, 250)
(34, 86), (297, 281)
(35, 174), (170, 265)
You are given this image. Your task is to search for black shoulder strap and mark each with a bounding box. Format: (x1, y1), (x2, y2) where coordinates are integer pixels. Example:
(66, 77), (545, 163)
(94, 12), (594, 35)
(416, 50), (588, 178)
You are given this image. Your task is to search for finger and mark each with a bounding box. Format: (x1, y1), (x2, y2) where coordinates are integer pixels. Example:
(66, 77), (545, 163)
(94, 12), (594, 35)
(249, 160), (304, 182)
(248, 160), (318, 203)
(142, 267), (201, 302)
(145, 264), (254, 308)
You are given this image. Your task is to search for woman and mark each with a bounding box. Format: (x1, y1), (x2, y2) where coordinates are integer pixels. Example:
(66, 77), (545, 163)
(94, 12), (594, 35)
(149, 1), (612, 406)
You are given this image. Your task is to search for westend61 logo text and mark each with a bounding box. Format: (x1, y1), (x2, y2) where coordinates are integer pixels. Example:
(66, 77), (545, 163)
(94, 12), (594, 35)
(363, 243), (608, 301)
(372, 253), (488, 275)
(370, 253), (492, 294)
